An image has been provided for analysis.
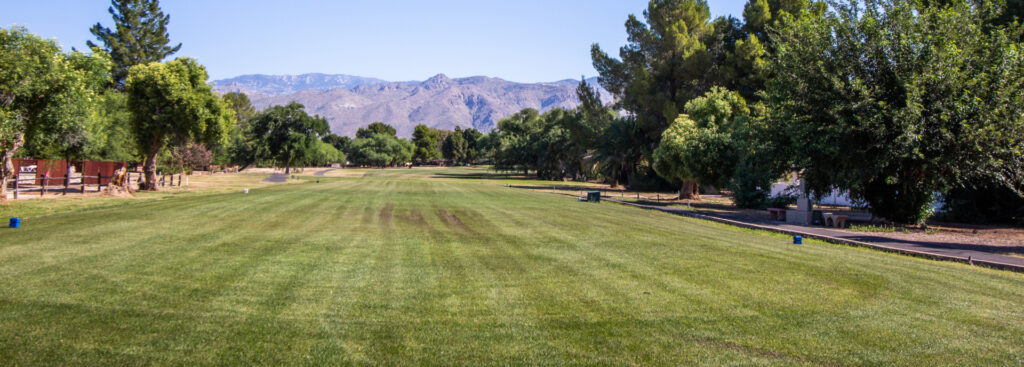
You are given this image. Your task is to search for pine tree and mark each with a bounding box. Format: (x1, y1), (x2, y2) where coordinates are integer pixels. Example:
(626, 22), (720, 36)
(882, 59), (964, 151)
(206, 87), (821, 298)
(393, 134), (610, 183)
(591, 0), (715, 171)
(88, 0), (181, 88)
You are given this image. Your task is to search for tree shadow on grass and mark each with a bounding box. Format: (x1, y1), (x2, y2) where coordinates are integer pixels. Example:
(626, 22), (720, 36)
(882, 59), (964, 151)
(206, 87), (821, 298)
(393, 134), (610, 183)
(429, 172), (535, 180)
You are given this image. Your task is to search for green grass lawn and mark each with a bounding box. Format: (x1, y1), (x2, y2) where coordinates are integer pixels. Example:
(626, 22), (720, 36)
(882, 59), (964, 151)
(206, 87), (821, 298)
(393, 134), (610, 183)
(1, 168), (1023, 366)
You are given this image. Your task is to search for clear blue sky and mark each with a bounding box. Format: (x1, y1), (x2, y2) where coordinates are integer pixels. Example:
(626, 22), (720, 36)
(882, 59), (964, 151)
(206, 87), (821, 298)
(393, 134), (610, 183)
(2, 0), (747, 82)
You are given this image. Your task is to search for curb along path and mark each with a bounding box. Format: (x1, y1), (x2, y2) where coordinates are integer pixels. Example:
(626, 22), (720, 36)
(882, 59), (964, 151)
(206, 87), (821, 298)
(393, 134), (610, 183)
(508, 185), (1024, 273)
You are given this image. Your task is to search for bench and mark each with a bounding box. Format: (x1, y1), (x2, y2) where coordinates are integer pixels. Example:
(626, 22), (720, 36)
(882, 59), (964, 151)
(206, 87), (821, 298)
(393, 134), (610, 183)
(767, 208), (787, 221)
(823, 213), (848, 228)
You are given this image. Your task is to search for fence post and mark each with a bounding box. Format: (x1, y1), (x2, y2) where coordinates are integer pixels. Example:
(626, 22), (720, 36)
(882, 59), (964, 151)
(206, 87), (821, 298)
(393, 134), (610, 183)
(64, 165), (70, 195)
(12, 173), (19, 200)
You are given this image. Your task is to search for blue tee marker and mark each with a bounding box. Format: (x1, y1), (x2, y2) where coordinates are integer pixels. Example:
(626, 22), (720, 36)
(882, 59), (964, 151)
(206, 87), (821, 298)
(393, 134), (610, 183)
(793, 235), (802, 245)
(9, 217), (20, 228)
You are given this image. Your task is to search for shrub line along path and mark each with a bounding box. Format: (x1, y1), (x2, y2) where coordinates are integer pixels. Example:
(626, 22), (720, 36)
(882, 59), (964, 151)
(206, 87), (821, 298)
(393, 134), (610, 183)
(599, 196), (1024, 273)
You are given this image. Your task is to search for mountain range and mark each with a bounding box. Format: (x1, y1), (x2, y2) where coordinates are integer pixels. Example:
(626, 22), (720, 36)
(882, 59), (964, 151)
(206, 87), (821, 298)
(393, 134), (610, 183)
(212, 73), (613, 138)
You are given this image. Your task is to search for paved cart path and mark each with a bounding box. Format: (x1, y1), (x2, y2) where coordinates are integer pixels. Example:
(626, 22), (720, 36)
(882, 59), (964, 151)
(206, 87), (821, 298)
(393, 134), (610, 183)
(604, 197), (1024, 272)
(261, 173), (288, 183)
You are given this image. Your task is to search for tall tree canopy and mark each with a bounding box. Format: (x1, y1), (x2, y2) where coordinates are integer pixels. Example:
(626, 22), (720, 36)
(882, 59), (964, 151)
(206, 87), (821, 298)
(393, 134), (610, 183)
(222, 92), (256, 125)
(461, 128), (483, 164)
(654, 87), (750, 199)
(349, 134), (413, 168)
(88, 0), (181, 88)
(125, 57), (232, 190)
(1, 27), (111, 200)
(356, 122), (397, 139)
(766, 0), (1024, 223)
(411, 124), (441, 163)
(591, 0), (716, 160)
(248, 102), (329, 174)
(442, 127), (469, 164)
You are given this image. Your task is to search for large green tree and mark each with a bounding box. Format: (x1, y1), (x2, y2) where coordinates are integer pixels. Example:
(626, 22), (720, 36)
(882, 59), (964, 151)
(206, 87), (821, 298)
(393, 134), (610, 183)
(653, 88), (749, 199)
(591, 0), (716, 164)
(1, 27), (111, 201)
(442, 127), (468, 164)
(125, 58), (232, 190)
(222, 92), (256, 125)
(411, 124), (441, 163)
(219, 92), (256, 166)
(248, 102), (329, 174)
(766, 0), (1024, 223)
(461, 128), (483, 164)
(595, 117), (643, 188)
(88, 0), (181, 88)
(356, 122), (397, 139)
(349, 134), (413, 168)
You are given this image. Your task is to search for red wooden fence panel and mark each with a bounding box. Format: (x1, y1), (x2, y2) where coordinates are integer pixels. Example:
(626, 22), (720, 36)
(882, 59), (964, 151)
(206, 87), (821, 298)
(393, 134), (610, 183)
(82, 161), (126, 185)
(13, 158), (124, 186)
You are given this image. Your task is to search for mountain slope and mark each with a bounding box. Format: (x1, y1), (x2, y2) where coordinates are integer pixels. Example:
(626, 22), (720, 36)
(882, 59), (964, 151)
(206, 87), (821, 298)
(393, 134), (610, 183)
(212, 73), (613, 137)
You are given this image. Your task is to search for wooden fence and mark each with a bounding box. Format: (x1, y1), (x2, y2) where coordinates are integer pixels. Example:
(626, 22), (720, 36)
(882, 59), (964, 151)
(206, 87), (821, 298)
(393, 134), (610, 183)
(5, 172), (187, 199)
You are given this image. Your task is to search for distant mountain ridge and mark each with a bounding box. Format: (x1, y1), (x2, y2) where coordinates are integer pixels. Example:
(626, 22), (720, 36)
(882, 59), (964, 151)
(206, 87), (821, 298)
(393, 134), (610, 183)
(212, 73), (613, 138)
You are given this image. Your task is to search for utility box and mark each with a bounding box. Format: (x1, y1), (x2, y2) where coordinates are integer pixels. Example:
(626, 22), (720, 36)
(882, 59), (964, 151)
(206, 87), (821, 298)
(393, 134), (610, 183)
(587, 191), (601, 203)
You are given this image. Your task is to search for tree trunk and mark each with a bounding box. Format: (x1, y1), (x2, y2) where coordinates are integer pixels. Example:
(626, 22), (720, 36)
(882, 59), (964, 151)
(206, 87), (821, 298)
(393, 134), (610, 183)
(0, 175), (7, 203)
(679, 179), (700, 200)
(142, 139), (161, 191)
(285, 163), (291, 175)
(0, 133), (26, 203)
(64, 153), (72, 195)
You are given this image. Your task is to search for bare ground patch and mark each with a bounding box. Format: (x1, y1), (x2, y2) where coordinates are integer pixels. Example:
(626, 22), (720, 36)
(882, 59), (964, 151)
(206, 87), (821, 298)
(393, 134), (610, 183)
(379, 203), (394, 227)
(399, 208), (431, 230)
(438, 209), (474, 233)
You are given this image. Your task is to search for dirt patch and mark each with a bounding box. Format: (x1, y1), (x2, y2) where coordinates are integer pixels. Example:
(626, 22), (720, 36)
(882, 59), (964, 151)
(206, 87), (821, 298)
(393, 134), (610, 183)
(846, 224), (1024, 255)
(400, 208), (430, 230)
(438, 209), (473, 233)
(379, 203), (394, 227)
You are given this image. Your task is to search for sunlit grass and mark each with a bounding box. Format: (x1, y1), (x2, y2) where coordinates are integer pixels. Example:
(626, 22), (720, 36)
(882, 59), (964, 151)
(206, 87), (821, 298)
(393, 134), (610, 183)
(0, 168), (1022, 365)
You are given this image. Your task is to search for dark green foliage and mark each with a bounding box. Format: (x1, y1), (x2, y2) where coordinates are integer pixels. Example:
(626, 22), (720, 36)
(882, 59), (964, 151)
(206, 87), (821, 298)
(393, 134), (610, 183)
(941, 183), (1024, 225)
(349, 133), (413, 167)
(489, 108), (588, 180)
(765, 0), (1024, 223)
(442, 127), (468, 164)
(222, 92), (256, 126)
(411, 124), (441, 163)
(88, 0), (181, 88)
(86, 91), (138, 162)
(322, 133), (352, 155)
(247, 102), (329, 173)
(1, 27), (111, 198)
(591, 0), (716, 163)
(356, 122), (397, 139)
(125, 57), (231, 188)
(595, 117), (643, 188)
(461, 128), (483, 164)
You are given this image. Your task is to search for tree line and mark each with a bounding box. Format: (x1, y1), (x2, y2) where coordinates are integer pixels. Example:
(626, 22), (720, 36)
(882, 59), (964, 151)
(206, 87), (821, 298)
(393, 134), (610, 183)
(482, 0), (1024, 224)
(3, 0), (1023, 224)
(0, 0), (453, 196)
